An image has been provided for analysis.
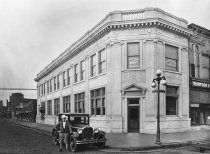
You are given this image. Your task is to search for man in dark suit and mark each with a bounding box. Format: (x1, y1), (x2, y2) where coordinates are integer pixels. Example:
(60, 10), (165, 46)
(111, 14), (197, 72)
(56, 115), (72, 152)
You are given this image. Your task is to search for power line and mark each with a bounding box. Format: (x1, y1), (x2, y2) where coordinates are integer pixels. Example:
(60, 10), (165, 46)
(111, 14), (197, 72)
(0, 88), (37, 91)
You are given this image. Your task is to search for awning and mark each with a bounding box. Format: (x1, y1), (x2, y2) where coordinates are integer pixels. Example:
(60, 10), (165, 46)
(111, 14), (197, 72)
(190, 90), (210, 104)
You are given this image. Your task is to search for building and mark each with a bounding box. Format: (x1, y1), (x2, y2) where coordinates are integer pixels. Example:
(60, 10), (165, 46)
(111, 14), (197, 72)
(16, 99), (37, 122)
(188, 24), (210, 126)
(6, 93), (37, 121)
(35, 8), (192, 133)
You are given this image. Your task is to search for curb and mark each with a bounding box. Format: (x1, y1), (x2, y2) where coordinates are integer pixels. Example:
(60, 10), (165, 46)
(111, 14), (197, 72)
(100, 141), (191, 152)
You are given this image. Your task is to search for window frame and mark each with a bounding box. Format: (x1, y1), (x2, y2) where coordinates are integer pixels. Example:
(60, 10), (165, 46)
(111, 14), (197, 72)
(63, 95), (71, 113)
(63, 71), (66, 88)
(166, 85), (179, 116)
(47, 100), (52, 115)
(127, 42), (140, 69)
(98, 49), (106, 74)
(80, 60), (85, 81)
(90, 54), (96, 77)
(54, 98), (60, 116)
(165, 44), (179, 72)
(90, 87), (106, 116)
(74, 64), (79, 83)
(67, 68), (70, 86)
(74, 92), (85, 113)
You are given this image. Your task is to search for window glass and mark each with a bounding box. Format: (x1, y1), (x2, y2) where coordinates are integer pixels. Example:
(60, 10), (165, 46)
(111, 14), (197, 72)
(90, 87), (105, 116)
(127, 43), (140, 69)
(166, 86), (178, 115)
(165, 44), (178, 71)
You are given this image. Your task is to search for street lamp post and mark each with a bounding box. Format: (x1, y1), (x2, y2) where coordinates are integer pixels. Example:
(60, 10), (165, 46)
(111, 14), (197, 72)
(151, 70), (167, 145)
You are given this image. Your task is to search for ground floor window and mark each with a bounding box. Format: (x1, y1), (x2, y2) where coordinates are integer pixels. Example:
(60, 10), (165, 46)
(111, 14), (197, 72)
(63, 95), (70, 113)
(54, 98), (60, 116)
(47, 100), (52, 115)
(90, 87), (105, 116)
(166, 86), (179, 115)
(74, 92), (85, 113)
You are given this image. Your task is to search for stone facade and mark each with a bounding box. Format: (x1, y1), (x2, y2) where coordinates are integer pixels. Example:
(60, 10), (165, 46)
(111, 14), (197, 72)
(35, 8), (192, 133)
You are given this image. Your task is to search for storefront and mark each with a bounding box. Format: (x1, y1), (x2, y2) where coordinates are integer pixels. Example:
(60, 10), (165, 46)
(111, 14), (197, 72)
(190, 78), (210, 126)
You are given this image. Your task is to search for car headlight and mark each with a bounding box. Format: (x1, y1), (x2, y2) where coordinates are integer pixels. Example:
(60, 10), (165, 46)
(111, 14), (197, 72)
(77, 128), (83, 134)
(94, 128), (99, 133)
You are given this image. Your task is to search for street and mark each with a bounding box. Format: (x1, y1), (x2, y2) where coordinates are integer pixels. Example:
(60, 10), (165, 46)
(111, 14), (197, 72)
(1, 119), (210, 154)
(0, 119), (101, 154)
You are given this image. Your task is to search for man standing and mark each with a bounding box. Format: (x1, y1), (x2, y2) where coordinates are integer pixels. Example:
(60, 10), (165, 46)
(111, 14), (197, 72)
(56, 115), (72, 152)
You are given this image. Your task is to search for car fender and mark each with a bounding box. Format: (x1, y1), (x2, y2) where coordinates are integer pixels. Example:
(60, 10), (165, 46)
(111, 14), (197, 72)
(71, 132), (79, 138)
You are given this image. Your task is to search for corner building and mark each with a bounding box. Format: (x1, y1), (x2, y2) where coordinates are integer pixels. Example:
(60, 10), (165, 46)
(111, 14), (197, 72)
(35, 8), (191, 133)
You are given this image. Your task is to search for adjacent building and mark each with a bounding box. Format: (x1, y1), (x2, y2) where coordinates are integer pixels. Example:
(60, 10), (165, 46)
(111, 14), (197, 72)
(188, 24), (210, 126)
(6, 93), (37, 121)
(35, 8), (192, 133)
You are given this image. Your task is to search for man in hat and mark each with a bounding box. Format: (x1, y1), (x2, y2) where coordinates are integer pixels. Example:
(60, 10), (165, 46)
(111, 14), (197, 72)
(56, 115), (72, 152)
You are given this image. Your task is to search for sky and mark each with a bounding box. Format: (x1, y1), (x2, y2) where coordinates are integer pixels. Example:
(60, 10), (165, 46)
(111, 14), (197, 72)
(0, 0), (210, 105)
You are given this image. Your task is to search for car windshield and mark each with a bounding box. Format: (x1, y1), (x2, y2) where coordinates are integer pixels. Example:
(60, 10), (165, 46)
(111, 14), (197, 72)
(70, 116), (88, 125)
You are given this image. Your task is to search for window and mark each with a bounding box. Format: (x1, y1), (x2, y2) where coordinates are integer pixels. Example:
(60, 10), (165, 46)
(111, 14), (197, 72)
(54, 98), (60, 116)
(38, 85), (41, 97)
(90, 54), (96, 77)
(50, 78), (52, 92)
(47, 100), (52, 115)
(54, 76), (56, 91)
(74, 92), (85, 113)
(57, 74), (60, 89)
(40, 101), (45, 115)
(90, 87), (105, 116)
(47, 81), (49, 93)
(166, 86), (178, 115)
(63, 95), (71, 113)
(80, 60), (85, 81)
(165, 44), (178, 71)
(43, 82), (46, 95)
(67, 68), (70, 86)
(41, 84), (43, 95)
(127, 43), (140, 69)
(98, 49), (106, 74)
(74, 64), (79, 83)
(63, 71), (66, 87)
(202, 55), (210, 79)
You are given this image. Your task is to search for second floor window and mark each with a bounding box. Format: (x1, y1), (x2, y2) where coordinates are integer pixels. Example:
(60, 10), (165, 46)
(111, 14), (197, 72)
(90, 54), (96, 77)
(63, 71), (66, 87)
(54, 76), (56, 91)
(74, 92), (85, 113)
(47, 100), (52, 115)
(47, 81), (49, 93)
(50, 78), (52, 92)
(67, 68), (70, 86)
(202, 55), (210, 79)
(165, 44), (178, 72)
(80, 60), (85, 81)
(74, 64), (78, 83)
(43, 83), (46, 94)
(98, 49), (106, 74)
(54, 98), (60, 116)
(57, 74), (60, 89)
(127, 42), (140, 69)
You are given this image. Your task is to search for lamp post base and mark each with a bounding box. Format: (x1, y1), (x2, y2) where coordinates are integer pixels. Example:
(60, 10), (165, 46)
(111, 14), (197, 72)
(155, 140), (161, 145)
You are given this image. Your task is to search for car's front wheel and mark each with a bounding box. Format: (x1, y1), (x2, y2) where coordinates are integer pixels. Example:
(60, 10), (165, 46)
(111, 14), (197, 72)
(96, 135), (106, 149)
(70, 136), (78, 152)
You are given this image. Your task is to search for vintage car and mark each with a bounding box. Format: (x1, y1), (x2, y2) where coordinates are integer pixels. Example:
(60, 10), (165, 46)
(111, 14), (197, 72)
(52, 113), (106, 152)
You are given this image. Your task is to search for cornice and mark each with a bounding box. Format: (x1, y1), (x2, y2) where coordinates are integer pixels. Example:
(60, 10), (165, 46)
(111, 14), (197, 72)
(35, 8), (192, 82)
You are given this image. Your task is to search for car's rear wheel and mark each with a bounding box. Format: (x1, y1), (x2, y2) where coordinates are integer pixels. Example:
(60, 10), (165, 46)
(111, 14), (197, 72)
(96, 135), (105, 149)
(70, 137), (78, 152)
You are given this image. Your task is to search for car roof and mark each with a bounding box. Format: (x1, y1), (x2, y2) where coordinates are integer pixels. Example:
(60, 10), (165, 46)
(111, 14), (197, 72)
(59, 113), (90, 117)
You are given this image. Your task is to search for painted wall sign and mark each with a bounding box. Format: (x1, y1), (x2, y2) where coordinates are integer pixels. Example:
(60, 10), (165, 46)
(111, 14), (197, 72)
(191, 80), (210, 89)
(128, 57), (139, 68)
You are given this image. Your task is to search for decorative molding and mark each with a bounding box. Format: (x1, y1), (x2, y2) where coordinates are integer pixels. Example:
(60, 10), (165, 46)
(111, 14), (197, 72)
(35, 8), (192, 82)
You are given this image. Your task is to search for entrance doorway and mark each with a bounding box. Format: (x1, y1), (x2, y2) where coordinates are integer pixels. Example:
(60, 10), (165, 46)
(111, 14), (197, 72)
(128, 99), (139, 132)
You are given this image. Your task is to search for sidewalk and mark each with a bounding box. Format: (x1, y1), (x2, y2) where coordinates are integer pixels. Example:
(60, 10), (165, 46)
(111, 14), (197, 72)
(8, 119), (210, 151)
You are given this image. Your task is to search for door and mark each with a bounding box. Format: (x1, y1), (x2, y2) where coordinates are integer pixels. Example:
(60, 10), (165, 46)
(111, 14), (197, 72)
(128, 99), (139, 132)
